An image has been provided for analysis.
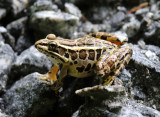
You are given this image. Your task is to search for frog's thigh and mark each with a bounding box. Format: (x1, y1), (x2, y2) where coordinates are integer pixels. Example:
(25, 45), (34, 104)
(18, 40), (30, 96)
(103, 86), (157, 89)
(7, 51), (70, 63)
(39, 65), (59, 85)
(96, 46), (133, 85)
(88, 32), (127, 47)
(51, 64), (68, 92)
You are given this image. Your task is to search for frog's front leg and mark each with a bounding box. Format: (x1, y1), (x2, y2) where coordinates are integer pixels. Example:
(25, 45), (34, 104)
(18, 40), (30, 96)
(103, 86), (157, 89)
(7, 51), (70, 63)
(38, 65), (58, 85)
(96, 46), (133, 85)
(51, 64), (68, 94)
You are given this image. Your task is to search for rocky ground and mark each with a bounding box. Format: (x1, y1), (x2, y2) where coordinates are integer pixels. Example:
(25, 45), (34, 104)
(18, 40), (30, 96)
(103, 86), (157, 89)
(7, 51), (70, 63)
(0, 0), (160, 117)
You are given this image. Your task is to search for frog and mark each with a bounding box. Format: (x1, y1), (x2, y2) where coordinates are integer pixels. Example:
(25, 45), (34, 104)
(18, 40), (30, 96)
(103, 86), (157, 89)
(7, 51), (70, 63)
(35, 32), (133, 94)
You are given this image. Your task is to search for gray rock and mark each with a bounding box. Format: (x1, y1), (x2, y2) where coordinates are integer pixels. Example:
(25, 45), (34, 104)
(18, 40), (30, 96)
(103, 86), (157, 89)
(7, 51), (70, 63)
(140, 15), (160, 46)
(0, 26), (15, 48)
(111, 11), (126, 29)
(74, 85), (160, 117)
(65, 3), (82, 18)
(135, 7), (149, 16)
(0, 8), (6, 20)
(29, 0), (59, 13)
(2, 72), (57, 117)
(122, 17), (140, 38)
(125, 44), (160, 109)
(0, 26), (7, 33)
(9, 46), (52, 86)
(145, 45), (160, 57)
(0, 43), (16, 94)
(14, 35), (32, 54)
(29, 10), (79, 39)
(6, 17), (28, 39)
(0, 109), (9, 117)
(131, 44), (160, 72)
(81, 21), (111, 34)
(0, 0), (31, 17)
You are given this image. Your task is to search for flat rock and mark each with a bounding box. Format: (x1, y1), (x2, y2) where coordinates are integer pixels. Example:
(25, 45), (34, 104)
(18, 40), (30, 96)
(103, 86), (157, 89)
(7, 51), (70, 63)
(29, 10), (79, 39)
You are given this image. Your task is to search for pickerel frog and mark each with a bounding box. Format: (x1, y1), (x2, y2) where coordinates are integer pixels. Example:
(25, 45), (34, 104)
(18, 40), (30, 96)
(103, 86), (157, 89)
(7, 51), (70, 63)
(35, 32), (133, 94)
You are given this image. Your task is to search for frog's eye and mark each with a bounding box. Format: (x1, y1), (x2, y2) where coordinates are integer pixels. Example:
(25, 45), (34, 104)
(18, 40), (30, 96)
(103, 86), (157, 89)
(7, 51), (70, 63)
(46, 34), (56, 40)
(48, 42), (57, 50)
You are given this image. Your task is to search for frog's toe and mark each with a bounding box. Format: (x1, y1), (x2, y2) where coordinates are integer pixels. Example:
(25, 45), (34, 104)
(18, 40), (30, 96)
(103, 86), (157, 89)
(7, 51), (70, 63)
(40, 80), (53, 85)
(113, 77), (123, 85)
(38, 74), (55, 85)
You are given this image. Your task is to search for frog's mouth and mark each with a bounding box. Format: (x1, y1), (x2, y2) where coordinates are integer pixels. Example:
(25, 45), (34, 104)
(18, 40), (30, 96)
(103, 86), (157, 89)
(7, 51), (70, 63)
(35, 41), (68, 63)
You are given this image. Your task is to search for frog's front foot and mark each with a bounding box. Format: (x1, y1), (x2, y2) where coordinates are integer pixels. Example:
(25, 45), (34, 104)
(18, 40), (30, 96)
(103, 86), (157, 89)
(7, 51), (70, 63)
(37, 73), (55, 85)
(38, 65), (59, 85)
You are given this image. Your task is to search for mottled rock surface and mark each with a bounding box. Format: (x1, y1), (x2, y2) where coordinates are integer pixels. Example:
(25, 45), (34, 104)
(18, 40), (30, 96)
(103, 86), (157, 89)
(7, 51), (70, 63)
(29, 10), (79, 39)
(0, 42), (15, 94)
(2, 72), (57, 117)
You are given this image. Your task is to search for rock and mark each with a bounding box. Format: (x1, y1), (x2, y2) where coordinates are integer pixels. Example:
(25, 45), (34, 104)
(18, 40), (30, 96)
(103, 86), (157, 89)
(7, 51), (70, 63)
(65, 3), (82, 18)
(0, 26), (7, 33)
(111, 11), (126, 29)
(29, 10), (79, 39)
(140, 14), (160, 46)
(0, 26), (15, 48)
(0, 8), (6, 20)
(81, 21), (111, 34)
(6, 17), (28, 39)
(145, 45), (160, 57)
(29, 0), (59, 13)
(126, 44), (160, 109)
(2, 72), (57, 117)
(0, 109), (8, 117)
(0, 0), (32, 17)
(14, 35), (32, 54)
(0, 43), (16, 94)
(74, 85), (160, 117)
(122, 16), (140, 38)
(9, 46), (52, 86)
(131, 44), (160, 72)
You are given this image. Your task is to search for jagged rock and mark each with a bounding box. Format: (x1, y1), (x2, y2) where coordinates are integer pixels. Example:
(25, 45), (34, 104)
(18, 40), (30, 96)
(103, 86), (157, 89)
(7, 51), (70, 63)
(9, 46), (52, 86)
(0, 0), (32, 17)
(74, 85), (160, 117)
(6, 17), (28, 39)
(122, 16), (140, 39)
(0, 42), (16, 94)
(2, 72), (57, 117)
(125, 44), (160, 109)
(0, 26), (15, 48)
(14, 35), (32, 54)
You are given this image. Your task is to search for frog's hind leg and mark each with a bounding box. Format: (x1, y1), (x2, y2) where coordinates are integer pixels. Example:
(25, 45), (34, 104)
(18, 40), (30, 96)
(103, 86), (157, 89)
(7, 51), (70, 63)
(38, 65), (58, 85)
(96, 46), (133, 85)
(87, 32), (128, 47)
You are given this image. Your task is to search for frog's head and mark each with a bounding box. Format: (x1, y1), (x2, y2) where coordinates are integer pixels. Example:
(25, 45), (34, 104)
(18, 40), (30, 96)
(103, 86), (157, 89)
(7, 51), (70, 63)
(35, 34), (68, 63)
(35, 34), (58, 54)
